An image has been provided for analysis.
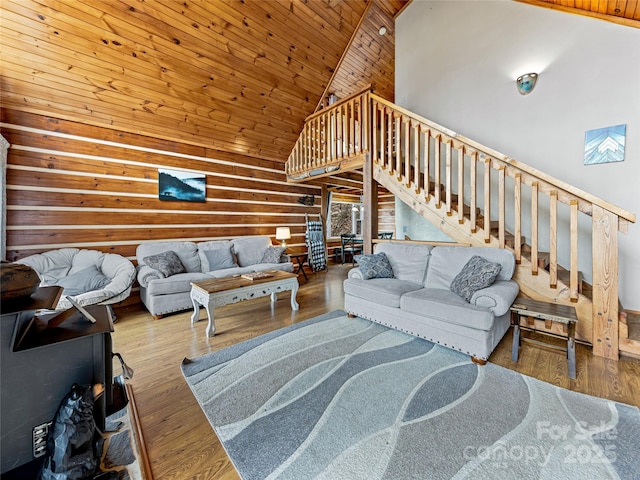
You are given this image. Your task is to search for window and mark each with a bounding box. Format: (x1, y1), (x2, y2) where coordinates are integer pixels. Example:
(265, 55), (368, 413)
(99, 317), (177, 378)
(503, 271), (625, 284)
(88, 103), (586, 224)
(328, 200), (362, 237)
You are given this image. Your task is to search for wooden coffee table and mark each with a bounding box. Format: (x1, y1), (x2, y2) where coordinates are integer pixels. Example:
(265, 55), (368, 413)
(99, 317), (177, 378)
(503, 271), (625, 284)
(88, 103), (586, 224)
(190, 270), (299, 337)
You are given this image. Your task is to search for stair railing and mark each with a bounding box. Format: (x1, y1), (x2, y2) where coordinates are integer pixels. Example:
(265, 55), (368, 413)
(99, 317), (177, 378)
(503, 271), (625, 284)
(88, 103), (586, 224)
(285, 90), (636, 359)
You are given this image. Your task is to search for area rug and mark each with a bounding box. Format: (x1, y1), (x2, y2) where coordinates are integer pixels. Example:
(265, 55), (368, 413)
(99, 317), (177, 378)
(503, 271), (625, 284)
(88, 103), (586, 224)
(181, 311), (640, 480)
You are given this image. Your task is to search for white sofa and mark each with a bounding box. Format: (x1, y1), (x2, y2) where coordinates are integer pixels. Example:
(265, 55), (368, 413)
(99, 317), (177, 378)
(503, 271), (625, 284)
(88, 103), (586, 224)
(16, 248), (136, 310)
(136, 236), (294, 318)
(343, 242), (520, 363)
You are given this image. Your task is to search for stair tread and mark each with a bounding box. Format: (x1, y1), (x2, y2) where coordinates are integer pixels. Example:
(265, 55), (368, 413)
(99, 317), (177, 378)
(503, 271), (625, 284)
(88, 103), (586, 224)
(627, 311), (640, 341)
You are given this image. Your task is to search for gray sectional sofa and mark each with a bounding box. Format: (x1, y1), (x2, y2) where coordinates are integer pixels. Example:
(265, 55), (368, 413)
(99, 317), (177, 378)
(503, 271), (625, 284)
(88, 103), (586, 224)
(344, 242), (520, 363)
(136, 236), (293, 318)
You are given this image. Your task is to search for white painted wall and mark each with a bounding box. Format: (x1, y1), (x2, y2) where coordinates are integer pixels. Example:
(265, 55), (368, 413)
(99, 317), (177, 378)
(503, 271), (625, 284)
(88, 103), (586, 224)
(396, 0), (640, 310)
(395, 198), (454, 242)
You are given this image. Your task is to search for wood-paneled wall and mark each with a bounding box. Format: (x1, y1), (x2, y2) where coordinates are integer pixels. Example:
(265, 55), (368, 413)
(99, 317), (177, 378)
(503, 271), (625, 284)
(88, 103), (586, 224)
(1, 108), (321, 297)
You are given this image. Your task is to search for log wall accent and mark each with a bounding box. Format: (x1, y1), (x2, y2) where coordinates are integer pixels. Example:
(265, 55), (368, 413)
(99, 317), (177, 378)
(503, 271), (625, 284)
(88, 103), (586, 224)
(1, 109), (321, 300)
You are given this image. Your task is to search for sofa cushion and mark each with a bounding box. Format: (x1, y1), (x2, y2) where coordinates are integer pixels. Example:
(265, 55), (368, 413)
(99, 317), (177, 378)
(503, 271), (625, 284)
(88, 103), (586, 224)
(203, 244), (239, 271)
(232, 236), (272, 267)
(146, 272), (212, 296)
(143, 251), (186, 277)
(343, 278), (423, 309)
(450, 255), (502, 302)
(51, 265), (110, 296)
(374, 243), (432, 284)
(137, 241), (201, 273)
(401, 288), (496, 331)
(354, 252), (394, 280)
(260, 246), (286, 264)
(425, 246), (515, 289)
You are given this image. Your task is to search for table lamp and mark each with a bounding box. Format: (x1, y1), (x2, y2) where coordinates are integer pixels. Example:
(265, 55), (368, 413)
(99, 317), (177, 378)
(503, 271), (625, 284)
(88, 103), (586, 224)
(275, 227), (291, 249)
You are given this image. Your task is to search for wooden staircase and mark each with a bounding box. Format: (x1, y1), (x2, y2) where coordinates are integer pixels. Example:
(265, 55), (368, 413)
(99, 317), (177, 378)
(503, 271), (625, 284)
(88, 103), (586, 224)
(286, 90), (637, 360)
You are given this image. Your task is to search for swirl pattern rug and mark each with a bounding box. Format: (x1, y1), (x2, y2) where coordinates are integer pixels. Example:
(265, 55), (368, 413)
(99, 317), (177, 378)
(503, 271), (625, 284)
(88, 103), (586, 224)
(181, 311), (640, 480)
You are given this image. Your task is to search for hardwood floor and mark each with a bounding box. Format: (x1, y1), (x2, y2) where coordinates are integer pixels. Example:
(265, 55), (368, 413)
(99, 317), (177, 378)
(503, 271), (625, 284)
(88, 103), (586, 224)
(112, 264), (640, 480)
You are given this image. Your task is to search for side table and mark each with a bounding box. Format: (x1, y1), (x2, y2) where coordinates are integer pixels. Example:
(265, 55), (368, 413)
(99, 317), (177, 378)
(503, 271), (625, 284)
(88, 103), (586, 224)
(510, 298), (578, 379)
(289, 253), (309, 280)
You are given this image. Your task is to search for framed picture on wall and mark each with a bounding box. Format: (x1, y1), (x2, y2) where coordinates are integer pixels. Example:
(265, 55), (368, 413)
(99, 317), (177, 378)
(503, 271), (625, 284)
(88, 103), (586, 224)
(584, 124), (626, 165)
(158, 168), (206, 202)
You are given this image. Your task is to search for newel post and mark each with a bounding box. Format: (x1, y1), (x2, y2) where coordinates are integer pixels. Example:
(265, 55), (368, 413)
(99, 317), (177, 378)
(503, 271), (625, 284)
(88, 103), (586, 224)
(591, 204), (619, 359)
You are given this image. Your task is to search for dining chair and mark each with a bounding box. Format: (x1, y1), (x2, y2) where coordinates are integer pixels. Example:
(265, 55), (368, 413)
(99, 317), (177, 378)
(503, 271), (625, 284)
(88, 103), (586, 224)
(340, 234), (363, 265)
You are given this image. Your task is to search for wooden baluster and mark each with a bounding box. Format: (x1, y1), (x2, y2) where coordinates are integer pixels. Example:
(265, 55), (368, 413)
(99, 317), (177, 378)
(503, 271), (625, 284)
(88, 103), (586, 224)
(445, 139), (452, 216)
(414, 123), (420, 193)
(404, 118), (411, 186)
(395, 115), (401, 179)
(483, 158), (491, 243)
(380, 107), (386, 168)
(323, 115), (328, 163)
(498, 166), (505, 248)
(387, 110), (393, 174)
(350, 99), (355, 155)
(337, 105), (343, 158)
(313, 117), (318, 167)
(514, 173), (522, 263)
(570, 200), (579, 302)
(470, 151), (477, 233)
(434, 135), (442, 208)
(345, 100), (354, 156)
(317, 117), (321, 167)
(372, 103), (378, 164)
(302, 124), (308, 170)
(531, 182), (539, 275)
(351, 97), (362, 154)
(322, 115), (327, 164)
(424, 128), (431, 201)
(549, 190), (558, 288)
(457, 145), (464, 224)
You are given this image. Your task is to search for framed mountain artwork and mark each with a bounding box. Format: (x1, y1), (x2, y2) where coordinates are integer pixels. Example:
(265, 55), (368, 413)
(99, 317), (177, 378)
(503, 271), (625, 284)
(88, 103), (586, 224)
(158, 168), (206, 202)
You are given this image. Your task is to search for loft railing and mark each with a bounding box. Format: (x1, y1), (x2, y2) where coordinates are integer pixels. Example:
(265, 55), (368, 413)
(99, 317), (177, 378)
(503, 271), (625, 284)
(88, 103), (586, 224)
(286, 90), (636, 360)
(286, 87), (371, 181)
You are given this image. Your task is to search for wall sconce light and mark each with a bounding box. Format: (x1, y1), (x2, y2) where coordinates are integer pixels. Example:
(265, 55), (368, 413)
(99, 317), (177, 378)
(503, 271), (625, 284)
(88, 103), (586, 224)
(516, 73), (538, 95)
(275, 227), (291, 249)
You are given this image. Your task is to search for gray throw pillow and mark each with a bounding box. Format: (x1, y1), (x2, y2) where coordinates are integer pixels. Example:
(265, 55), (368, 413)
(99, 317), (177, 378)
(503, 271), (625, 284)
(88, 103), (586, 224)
(52, 265), (110, 296)
(354, 252), (394, 280)
(450, 255), (502, 302)
(260, 246), (286, 264)
(143, 250), (186, 277)
(204, 245), (239, 271)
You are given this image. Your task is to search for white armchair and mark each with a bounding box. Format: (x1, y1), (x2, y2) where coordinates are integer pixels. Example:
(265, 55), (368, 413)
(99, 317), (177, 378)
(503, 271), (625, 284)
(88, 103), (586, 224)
(16, 248), (136, 311)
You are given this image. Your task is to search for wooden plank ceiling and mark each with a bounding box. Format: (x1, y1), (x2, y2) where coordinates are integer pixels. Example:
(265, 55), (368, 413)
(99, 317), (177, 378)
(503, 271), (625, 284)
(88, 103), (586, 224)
(517, 0), (640, 26)
(0, 0), (407, 163)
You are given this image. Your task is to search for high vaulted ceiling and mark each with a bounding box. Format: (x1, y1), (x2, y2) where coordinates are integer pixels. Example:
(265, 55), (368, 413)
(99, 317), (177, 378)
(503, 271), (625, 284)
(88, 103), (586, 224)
(1, 0), (407, 162)
(2, 1), (636, 165)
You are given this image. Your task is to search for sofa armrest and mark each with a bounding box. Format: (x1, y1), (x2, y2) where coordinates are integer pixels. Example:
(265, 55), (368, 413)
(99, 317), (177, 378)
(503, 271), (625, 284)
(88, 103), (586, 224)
(137, 265), (164, 287)
(470, 280), (520, 316)
(347, 268), (364, 280)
